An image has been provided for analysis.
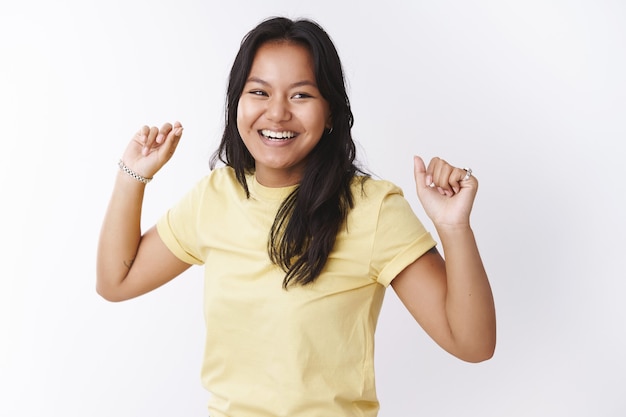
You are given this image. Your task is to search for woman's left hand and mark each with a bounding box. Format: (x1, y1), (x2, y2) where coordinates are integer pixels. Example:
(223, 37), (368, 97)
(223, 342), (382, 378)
(413, 156), (478, 228)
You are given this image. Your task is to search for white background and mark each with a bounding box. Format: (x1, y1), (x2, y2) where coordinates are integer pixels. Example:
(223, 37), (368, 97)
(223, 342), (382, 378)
(1, 0), (625, 416)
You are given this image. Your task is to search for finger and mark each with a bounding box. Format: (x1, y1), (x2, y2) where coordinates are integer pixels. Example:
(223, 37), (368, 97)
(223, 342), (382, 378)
(425, 156), (441, 188)
(413, 155), (428, 189)
(161, 123), (184, 158)
(428, 157), (448, 191)
(459, 167), (478, 191)
(172, 121), (183, 137)
(134, 125), (150, 144)
(171, 121), (183, 138)
(440, 165), (472, 195)
(439, 162), (454, 193)
(425, 157), (439, 176)
(139, 125), (150, 137)
(449, 167), (470, 194)
(430, 158), (457, 196)
(156, 122), (173, 144)
(143, 126), (160, 156)
(450, 167), (467, 195)
(459, 167), (473, 183)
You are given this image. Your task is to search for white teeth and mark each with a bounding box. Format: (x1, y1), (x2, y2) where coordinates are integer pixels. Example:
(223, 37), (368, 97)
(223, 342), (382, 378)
(261, 129), (296, 140)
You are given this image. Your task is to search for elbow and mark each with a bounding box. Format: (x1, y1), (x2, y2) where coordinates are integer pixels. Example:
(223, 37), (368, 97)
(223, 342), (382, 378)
(456, 339), (496, 363)
(457, 321), (497, 363)
(96, 286), (118, 302)
(461, 346), (495, 363)
(96, 267), (132, 302)
(96, 282), (127, 303)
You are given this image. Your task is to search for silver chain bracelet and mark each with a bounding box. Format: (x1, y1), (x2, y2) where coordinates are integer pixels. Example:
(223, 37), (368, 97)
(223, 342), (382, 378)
(118, 159), (153, 184)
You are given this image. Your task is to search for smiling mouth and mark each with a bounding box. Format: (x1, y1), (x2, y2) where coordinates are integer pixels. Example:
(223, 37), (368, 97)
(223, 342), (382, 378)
(260, 129), (297, 141)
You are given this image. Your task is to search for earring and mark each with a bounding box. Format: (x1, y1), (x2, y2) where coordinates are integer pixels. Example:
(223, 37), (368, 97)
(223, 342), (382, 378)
(326, 126), (333, 135)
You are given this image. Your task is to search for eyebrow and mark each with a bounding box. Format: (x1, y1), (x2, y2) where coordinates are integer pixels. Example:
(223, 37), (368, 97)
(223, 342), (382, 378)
(246, 76), (318, 89)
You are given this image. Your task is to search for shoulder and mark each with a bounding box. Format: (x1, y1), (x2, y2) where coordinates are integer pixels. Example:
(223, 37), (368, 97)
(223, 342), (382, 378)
(345, 176), (415, 227)
(205, 165), (238, 186)
(170, 167), (247, 211)
(350, 176), (405, 206)
(192, 166), (245, 195)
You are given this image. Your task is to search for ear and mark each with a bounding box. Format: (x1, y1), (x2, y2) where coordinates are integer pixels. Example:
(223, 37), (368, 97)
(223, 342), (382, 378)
(325, 114), (333, 130)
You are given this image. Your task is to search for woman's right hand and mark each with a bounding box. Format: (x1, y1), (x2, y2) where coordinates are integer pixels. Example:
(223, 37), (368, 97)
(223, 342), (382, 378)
(98, 120), (189, 301)
(120, 121), (184, 180)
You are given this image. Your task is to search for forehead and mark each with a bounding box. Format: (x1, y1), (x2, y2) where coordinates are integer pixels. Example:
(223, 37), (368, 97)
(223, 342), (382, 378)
(248, 41), (316, 82)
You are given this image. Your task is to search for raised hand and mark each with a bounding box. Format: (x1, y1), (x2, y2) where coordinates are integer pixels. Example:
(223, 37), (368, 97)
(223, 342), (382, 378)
(120, 121), (184, 181)
(413, 156), (478, 228)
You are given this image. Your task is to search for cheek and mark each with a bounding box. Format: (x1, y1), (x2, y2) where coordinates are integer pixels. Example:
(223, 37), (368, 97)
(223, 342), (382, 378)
(299, 105), (326, 129)
(237, 98), (263, 132)
(315, 106), (331, 132)
(315, 102), (331, 130)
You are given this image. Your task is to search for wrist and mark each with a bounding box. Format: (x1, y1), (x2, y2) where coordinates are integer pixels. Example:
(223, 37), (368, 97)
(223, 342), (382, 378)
(115, 170), (148, 192)
(118, 159), (153, 184)
(434, 222), (473, 238)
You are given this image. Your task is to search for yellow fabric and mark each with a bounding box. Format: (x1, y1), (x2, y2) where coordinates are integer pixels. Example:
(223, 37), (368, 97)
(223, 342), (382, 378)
(156, 167), (436, 417)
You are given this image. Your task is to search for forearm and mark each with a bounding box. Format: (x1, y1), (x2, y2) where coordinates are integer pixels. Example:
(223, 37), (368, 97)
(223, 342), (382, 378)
(437, 224), (496, 361)
(96, 171), (146, 296)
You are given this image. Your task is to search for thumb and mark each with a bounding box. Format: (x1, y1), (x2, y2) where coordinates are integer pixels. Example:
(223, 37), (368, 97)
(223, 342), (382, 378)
(413, 155), (429, 190)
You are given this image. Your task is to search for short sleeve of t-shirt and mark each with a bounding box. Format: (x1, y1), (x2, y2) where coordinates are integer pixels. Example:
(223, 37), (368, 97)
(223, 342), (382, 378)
(369, 185), (437, 287)
(156, 176), (209, 266)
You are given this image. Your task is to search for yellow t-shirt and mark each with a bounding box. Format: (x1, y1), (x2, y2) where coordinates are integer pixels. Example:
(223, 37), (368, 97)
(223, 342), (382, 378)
(157, 166), (436, 417)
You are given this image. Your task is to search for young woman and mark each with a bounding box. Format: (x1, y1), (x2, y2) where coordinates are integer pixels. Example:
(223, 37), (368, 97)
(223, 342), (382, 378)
(97, 16), (496, 417)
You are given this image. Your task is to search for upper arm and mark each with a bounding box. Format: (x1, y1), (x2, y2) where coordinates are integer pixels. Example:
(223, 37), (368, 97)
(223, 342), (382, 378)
(390, 248), (455, 353)
(99, 225), (192, 302)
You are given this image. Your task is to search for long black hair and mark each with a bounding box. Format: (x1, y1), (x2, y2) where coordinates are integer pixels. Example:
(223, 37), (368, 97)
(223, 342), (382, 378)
(210, 16), (365, 288)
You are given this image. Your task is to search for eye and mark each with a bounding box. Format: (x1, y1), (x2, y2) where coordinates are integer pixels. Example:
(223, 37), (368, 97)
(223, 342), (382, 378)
(292, 92), (313, 99)
(248, 90), (267, 97)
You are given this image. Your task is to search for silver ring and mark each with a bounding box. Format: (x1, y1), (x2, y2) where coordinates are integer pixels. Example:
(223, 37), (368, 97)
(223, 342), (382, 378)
(428, 182), (436, 188)
(462, 168), (472, 181)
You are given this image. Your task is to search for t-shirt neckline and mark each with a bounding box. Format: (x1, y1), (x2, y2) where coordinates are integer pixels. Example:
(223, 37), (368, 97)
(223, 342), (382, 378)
(248, 174), (298, 201)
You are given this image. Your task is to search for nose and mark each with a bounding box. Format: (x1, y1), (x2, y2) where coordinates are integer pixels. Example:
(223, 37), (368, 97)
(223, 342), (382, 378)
(265, 96), (291, 122)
